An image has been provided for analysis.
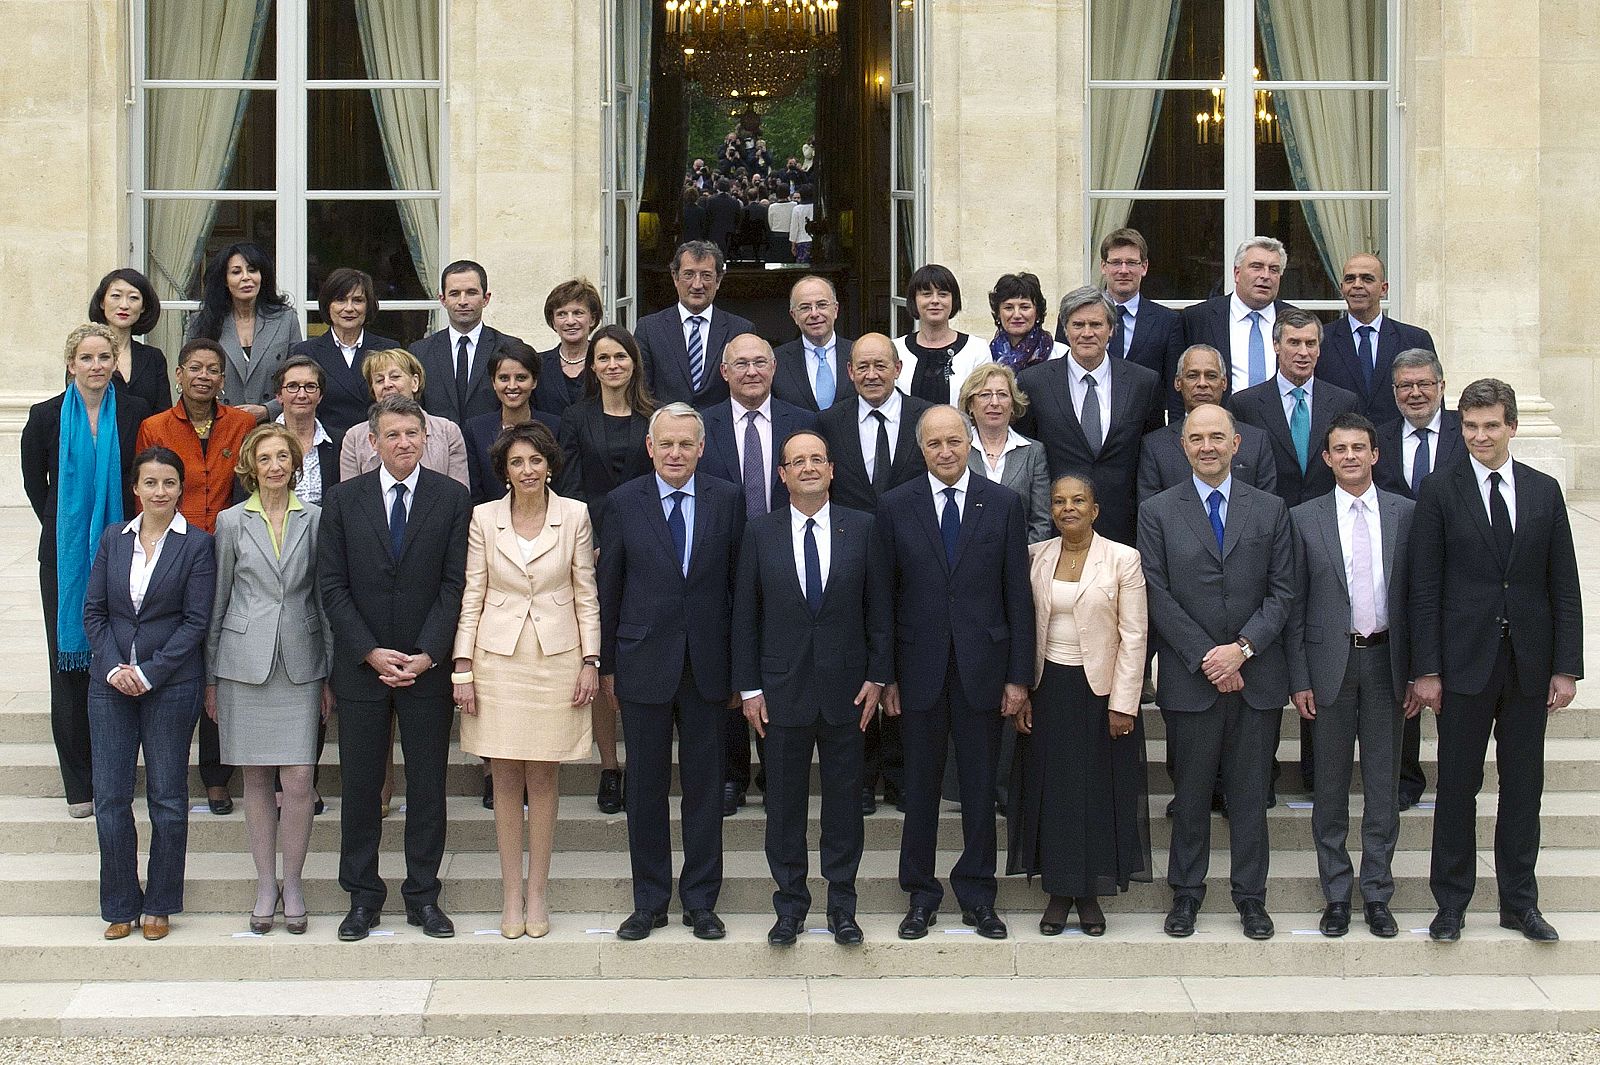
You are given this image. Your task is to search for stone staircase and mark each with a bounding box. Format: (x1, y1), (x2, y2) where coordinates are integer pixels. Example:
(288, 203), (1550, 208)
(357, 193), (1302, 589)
(1, 504), (1597, 1037)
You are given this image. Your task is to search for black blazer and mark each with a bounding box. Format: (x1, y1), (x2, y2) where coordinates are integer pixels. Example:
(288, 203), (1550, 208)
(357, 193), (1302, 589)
(814, 392), (932, 513)
(697, 397), (817, 516)
(1229, 376), (1361, 508)
(1315, 315), (1436, 424)
(556, 399), (653, 537)
(290, 331), (399, 444)
(1373, 409), (1466, 498)
(772, 335), (857, 412)
(1180, 296), (1298, 393)
(1137, 417), (1278, 503)
(414, 324), (526, 426)
(317, 466), (471, 702)
(682, 201), (709, 242)
(877, 474), (1034, 714)
(312, 438), (342, 501)
(83, 518), (216, 690)
(732, 504), (892, 727)
(706, 193), (743, 247)
(463, 409), (562, 505)
(533, 347), (592, 418)
(1056, 298), (1185, 420)
(636, 304), (756, 407)
(20, 388), (152, 564)
(112, 340), (171, 416)
(597, 473), (746, 704)
(1409, 459), (1583, 697)
(1014, 356), (1163, 546)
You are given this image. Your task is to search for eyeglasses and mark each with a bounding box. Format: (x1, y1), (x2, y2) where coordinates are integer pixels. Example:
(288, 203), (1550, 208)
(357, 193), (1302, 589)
(1393, 380), (1441, 393)
(1103, 259), (1145, 269)
(677, 269), (718, 283)
(280, 382), (322, 394)
(792, 301), (834, 314)
(971, 390), (1010, 404)
(727, 358), (772, 373)
(783, 455), (830, 468)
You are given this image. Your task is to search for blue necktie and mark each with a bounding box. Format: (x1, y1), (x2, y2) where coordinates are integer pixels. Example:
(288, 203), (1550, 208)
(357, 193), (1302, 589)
(1410, 426), (1432, 496)
(940, 486), (960, 569)
(686, 315), (705, 391)
(1207, 489), (1225, 552)
(1111, 305), (1129, 360)
(813, 346), (835, 409)
(741, 410), (766, 517)
(1247, 311), (1267, 387)
(1289, 386), (1311, 473)
(1355, 325), (1375, 394)
(803, 517), (822, 614)
(388, 483), (407, 560)
(667, 490), (688, 574)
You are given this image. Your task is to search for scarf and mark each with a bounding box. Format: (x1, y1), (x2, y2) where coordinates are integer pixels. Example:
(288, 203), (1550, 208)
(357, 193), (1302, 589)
(54, 383), (123, 671)
(991, 326), (1055, 373)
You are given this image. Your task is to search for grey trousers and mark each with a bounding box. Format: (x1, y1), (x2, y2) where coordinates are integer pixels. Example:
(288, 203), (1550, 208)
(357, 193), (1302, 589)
(1311, 642), (1403, 905)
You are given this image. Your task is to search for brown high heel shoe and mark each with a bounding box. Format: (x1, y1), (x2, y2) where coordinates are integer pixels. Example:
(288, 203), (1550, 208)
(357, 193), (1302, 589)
(142, 915), (170, 941)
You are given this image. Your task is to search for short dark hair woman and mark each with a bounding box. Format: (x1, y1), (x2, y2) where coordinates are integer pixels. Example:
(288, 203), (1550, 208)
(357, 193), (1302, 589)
(88, 268), (171, 415)
(893, 263), (988, 404)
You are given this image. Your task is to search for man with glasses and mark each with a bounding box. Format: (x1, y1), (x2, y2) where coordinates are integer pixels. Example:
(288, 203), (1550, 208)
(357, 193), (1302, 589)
(1314, 253), (1436, 425)
(774, 275), (856, 412)
(637, 241), (756, 407)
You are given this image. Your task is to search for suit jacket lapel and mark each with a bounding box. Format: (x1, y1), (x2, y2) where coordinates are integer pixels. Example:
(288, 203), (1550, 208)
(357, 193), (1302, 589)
(1221, 484), (1250, 559)
(244, 508), (285, 575)
(951, 480), (985, 569)
(709, 404), (741, 480)
(1176, 480), (1222, 562)
(140, 529), (184, 613)
(1307, 387), (1336, 462)
(773, 512), (809, 612)
(1257, 388), (1297, 465)
(817, 512), (855, 614)
(1107, 359), (1139, 438)
(1041, 361), (1091, 452)
(1071, 534), (1111, 606)
(469, 327), (498, 395)
(1313, 495), (1348, 596)
(833, 407), (871, 491)
(1378, 491), (1401, 579)
(890, 401), (923, 481)
(911, 480), (948, 568)
(641, 481), (685, 579)
(1212, 300), (1234, 372)
(490, 497), (523, 571)
(778, 350), (812, 409)
(399, 475), (441, 559)
(323, 335), (369, 408)
(1453, 461), (1498, 560)
(1372, 320), (1401, 396)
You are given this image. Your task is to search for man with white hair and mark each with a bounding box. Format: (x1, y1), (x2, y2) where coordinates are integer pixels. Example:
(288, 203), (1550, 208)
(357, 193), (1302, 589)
(1180, 237), (1298, 397)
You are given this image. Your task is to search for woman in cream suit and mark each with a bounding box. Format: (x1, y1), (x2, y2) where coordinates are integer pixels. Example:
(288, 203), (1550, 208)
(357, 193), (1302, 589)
(1007, 474), (1150, 936)
(453, 421), (600, 939)
(205, 424), (332, 935)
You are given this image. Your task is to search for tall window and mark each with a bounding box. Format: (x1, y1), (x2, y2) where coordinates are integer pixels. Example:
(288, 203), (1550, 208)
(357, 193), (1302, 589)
(889, 0), (929, 334)
(133, 0), (445, 358)
(1087, 0), (1396, 309)
(602, 0), (645, 330)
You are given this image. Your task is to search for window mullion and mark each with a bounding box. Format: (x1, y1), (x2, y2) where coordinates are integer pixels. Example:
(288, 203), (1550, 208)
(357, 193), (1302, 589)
(1222, 0), (1255, 283)
(280, 0), (307, 331)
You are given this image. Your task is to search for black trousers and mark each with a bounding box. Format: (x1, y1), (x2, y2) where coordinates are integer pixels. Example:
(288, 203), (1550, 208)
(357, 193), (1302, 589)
(764, 716), (864, 919)
(337, 689), (451, 911)
(619, 661), (726, 914)
(39, 565), (93, 804)
(863, 709), (903, 795)
(194, 712), (234, 790)
(1399, 713), (1427, 801)
(1430, 639), (1547, 913)
(724, 711), (765, 793)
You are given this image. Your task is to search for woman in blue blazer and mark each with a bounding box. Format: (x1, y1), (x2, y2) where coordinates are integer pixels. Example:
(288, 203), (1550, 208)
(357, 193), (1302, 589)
(82, 446), (216, 942)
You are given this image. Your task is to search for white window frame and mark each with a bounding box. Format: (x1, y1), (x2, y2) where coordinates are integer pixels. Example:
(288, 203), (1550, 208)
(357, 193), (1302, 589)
(601, 0), (641, 330)
(888, 0), (930, 333)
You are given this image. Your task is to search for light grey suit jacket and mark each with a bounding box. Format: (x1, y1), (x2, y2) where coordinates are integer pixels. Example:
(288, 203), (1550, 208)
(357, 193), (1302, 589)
(206, 498), (332, 686)
(187, 303), (303, 409)
(1286, 487), (1414, 706)
(967, 435), (1053, 543)
(1137, 478), (1295, 712)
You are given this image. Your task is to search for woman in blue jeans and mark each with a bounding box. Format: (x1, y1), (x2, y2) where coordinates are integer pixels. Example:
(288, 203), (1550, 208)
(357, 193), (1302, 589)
(83, 447), (216, 941)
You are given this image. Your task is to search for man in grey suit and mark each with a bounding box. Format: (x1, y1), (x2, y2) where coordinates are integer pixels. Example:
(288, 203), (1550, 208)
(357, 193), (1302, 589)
(1138, 344), (1277, 503)
(1138, 403), (1294, 941)
(1286, 413), (1418, 940)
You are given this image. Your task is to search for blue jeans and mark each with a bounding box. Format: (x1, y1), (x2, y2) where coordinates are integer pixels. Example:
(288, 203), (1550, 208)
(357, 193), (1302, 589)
(88, 678), (202, 922)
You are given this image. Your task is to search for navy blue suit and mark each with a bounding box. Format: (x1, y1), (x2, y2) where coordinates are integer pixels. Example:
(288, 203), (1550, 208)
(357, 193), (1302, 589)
(696, 398), (817, 517)
(772, 336), (856, 412)
(878, 474), (1035, 910)
(1315, 315), (1436, 425)
(290, 331), (399, 444)
(414, 325), (526, 427)
(635, 305), (756, 408)
(597, 473), (745, 914)
(84, 521), (216, 693)
(1373, 409), (1465, 500)
(462, 409), (562, 505)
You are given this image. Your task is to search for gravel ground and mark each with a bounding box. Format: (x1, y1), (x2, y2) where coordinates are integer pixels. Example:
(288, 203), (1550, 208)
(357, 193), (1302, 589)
(2, 1034), (1599, 1065)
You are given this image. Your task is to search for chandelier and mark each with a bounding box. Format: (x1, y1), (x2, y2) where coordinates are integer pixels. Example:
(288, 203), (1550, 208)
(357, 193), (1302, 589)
(1194, 69), (1281, 146)
(662, 0), (841, 100)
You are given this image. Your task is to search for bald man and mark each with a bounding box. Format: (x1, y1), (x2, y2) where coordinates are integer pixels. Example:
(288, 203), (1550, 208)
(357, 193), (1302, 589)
(1314, 253), (1436, 425)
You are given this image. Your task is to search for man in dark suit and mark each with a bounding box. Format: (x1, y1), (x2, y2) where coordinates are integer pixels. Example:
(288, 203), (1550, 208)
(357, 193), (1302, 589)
(1411, 379), (1583, 943)
(772, 275), (856, 412)
(1315, 254), (1436, 425)
(1139, 344), (1277, 503)
(1138, 403), (1295, 941)
(1286, 413), (1417, 939)
(1180, 236), (1297, 396)
(733, 429), (892, 946)
(597, 402), (746, 942)
(635, 241), (756, 408)
(413, 260), (525, 427)
(318, 395), (470, 942)
(1018, 286), (1162, 546)
(879, 405), (1034, 941)
(287, 267), (398, 442)
(697, 333), (817, 814)
(705, 179), (743, 257)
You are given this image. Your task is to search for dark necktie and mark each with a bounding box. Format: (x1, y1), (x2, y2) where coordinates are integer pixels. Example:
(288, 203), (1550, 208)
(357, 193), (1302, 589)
(741, 410), (766, 517)
(940, 486), (960, 568)
(388, 482), (408, 560)
(1410, 426), (1432, 495)
(1111, 305), (1129, 360)
(1207, 489), (1225, 552)
(686, 315), (706, 391)
(803, 517), (822, 614)
(1080, 373), (1103, 455)
(1355, 325), (1375, 393)
(870, 410), (891, 496)
(1488, 471), (1513, 569)
(455, 334), (470, 411)
(666, 490), (688, 574)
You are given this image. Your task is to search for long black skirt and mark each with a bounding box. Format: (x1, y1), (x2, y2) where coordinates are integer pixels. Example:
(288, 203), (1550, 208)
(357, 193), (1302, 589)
(1006, 661), (1153, 897)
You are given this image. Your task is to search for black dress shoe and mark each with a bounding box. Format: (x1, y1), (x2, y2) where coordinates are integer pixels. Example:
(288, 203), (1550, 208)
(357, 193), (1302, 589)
(208, 795), (234, 816)
(883, 781), (905, 812)
(768, 914), (803, 946)
(1500, 908), (1559, 942)
(1164, 797), (1176, 819)
(721, 782), (744, 817)
(684, 908), (726, 940)
(482, 774), (494, 810)
(1319, 901), (1351, 937)
(337, 905), (381, 942)
(1429, 907), (1464, 942)
(1364, 901), (1399, 938)
(1397, 792), (1421, 812)
(828, 911), (864, 945)
(861, 787), (877, 816)
(597, 768), (623, 814)
(406, 903), (455, 938)
(616, 909), (667, 941)
(1238, 899), (1275, 940)
(962, 905), (1008, 940)
(898, 905), (936, 940)
(313, 797), (325, 816)
(1164, 897), (1199, 938)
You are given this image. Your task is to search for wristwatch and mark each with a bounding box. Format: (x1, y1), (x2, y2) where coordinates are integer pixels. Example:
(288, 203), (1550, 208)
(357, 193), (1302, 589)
(1236, 638), (1255, 660)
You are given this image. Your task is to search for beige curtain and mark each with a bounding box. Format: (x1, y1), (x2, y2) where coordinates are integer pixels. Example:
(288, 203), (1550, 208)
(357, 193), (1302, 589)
(354, 0), (441, 295)
(1258, 0), (1384, 284)
(144, 0), (271, 299)
(1089, 1), (1183, 241)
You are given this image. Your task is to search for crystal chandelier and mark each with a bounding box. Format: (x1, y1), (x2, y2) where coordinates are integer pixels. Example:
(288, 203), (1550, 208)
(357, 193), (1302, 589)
(662, 0), (841, 100)
(1195, 69), (1282, 146)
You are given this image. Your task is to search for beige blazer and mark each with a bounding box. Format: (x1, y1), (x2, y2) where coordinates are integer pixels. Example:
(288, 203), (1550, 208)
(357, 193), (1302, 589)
(1028, 534), (1148, 716)
(452, 492), (601, 663)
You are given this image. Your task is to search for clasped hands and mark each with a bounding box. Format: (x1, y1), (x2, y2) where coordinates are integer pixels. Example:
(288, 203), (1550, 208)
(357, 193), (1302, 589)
(1201, 642), (1247, 693)
(366, 647), (432, 689)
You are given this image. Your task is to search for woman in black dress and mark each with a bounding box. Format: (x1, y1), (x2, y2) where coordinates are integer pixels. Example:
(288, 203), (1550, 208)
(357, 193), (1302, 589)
(89, 268), (171, 415)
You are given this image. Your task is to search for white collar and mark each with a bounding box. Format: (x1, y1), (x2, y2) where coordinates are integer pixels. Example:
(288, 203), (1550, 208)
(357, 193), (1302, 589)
(971, 425), (1029, 455)
(378, 462), (422, 499)
(333, 329), (366, 351)
(858, 389), (902, 423)
(1409, 407), (1444, 436)
(929, 468), (971, 497)
(1116, 292), (1142, 315)
(1469, 454), (1514, 487)
(1335, 482), (1380, 514)
(731, 395), (773, 421)
(448, 322), (484, 348)
(656, 473), (696, 499)
(790, 500), (831, 530)
(1278, 373), (1314, 397)
(123, 512), (189, 536)
(802, 333), (836, 355)
(1194, 473), (1232, 502)
(1346, 313), (1384, 334)
(1068, 355), (1110, 385)
(1232, 295), (1276, 323)
(678, 303), (714, 325)
(275, 413), (331, 446)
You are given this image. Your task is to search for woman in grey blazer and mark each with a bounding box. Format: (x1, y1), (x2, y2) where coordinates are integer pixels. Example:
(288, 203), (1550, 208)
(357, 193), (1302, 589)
(205, 424), (332, 935)
(184, 242), (302, 420)
(959, 362), (1054, 542)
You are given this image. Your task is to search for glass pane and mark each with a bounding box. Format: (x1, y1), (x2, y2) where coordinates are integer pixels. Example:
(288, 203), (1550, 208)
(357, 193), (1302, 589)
(307, 89), (439, 190)
(893, 0), (914, 84)
(1090, 88), (1224, 191)
(307, 306), (432, 347)
(145, 89), (275, 191)
(308, 0), (439, 80)
(1256, 199), (1386, 299)
(1256, 1), (1385, 82)
(614, 90), (633, 192)
(1114, 198), (1224, 301)
(1092, 0), (1220, 81)
(894, 197), (915, 301)
(305, 199), (431, 303)
(145, 199), (279, 303)
(893, 91), (915, 193)
(146, 0), (275, 80)
(614, 199), (634, 302)
(1256, 90), (1385, 192)
(614, 0), (635, 79)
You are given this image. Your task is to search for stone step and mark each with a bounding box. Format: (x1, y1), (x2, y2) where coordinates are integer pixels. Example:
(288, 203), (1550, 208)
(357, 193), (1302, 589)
(3, 792), (1596, 855)
(3, 846), (1597, 917)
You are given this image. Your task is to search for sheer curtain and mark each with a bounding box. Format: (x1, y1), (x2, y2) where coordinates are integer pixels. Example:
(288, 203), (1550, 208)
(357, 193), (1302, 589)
(354, 0), (441, 295)
(1090, 0), (1183, 241)
(1258, 0), (1384, 283)
(144, 0), (272, 299)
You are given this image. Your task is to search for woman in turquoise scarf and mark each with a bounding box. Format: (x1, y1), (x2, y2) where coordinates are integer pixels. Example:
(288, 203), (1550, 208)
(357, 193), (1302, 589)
(21, 323), (152, 816)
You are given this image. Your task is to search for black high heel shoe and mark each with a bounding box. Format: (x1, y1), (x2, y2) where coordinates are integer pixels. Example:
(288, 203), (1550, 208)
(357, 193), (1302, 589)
(1039, 895), (1072, 936)
(1075, 896), (1107, 936)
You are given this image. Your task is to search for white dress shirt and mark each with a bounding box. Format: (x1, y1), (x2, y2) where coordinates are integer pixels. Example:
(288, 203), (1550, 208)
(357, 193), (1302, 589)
(857, 390), (903, 479)
(335, 330), (366, 369)
(1114, 292), (1141, 355)
(1346, 312), (1385, 361)
(1277, 373), (1316, 424)
(1067, 356), (1113, 434)
(447, 322), (484, 379)
(113, 512), (190, 688)
(972, 426), (1029, 481)
(1401, 407), (1444, 486)
(928, 469), (971, 520)
(1469, 454), (1517, 532)
(1334, 482), (1388, 632)
(678, 302), (715, 353)
(276, 415), (332, 504)
(1229, 295), (1278, 394)
(731, 396), (774, 511)
(790, 500), (833, 590)
(378, 463), (422, 519)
